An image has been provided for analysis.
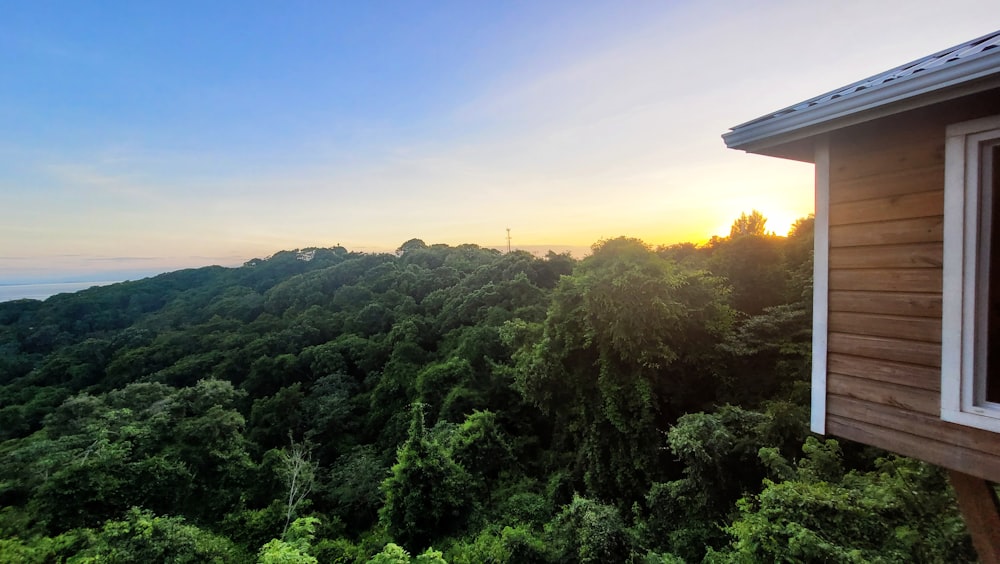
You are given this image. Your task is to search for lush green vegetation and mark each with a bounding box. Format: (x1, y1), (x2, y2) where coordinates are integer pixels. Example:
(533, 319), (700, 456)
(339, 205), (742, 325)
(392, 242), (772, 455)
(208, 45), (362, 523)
(0, 213), (975, 562)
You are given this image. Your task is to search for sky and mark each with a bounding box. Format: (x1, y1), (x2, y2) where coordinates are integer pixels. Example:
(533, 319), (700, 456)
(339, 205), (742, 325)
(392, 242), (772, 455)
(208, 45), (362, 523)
(1, 1), (998, 284)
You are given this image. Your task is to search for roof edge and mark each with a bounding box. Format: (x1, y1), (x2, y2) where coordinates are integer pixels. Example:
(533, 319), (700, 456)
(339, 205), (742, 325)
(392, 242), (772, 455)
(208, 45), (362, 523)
(724, 33), (1000, 152)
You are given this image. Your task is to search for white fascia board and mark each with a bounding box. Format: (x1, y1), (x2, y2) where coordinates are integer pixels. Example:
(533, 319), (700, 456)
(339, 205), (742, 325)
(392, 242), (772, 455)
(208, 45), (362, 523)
(811, 136), (830, 435)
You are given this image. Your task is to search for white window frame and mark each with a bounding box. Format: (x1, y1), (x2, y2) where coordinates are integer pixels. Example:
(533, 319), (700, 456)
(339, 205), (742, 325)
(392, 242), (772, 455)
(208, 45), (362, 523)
(942, 114), (1000, 432)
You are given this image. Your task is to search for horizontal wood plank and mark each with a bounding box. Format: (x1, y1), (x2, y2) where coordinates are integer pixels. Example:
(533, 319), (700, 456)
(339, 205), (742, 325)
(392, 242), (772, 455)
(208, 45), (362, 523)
(831, 111), (944, 154)
(829, 243), (942, 269)
(829, 165), (943, 205)
(830, 216), (943, 247)
(828, 372), (938, 415)
(826, 415), (1000, 483)
(828, 290), (941, 318)
(821, 95), (1000, 484)
(830, 190), (942, 226)
(829, 268), (941, 293)
(827, 353), (939, 390)
(828, 332), (940, 367)
(830, 138), (944, 183)
(827, 395), (1000, 455)
(828, 312), (941, 343)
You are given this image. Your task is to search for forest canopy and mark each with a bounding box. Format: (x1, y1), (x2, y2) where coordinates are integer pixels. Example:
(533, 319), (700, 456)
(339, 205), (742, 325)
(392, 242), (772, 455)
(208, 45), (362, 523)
(0, 213), (975, 562)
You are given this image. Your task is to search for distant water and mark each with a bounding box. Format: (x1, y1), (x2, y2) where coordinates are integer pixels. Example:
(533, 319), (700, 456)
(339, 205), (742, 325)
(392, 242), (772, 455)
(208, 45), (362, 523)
(0, 281), (119, 303)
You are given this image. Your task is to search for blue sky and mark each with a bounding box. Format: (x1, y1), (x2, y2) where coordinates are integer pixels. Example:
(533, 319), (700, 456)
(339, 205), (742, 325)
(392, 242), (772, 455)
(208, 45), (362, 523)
(1, 1), (997, 283)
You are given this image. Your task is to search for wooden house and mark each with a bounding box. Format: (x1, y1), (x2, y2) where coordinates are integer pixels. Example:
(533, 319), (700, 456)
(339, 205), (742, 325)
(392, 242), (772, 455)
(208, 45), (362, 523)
(724, 30), (1000, 559)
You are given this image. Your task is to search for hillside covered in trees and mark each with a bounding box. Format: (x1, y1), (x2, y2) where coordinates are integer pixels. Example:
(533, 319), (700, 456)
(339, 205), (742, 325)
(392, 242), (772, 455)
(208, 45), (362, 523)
(0, 214), (977, 562)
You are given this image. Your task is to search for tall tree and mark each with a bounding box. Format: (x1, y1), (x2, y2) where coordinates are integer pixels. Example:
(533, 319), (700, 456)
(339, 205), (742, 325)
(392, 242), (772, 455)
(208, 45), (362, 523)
(710, 212), (788, 315)
(379, 404), (473, 552)
(729, 209), (770, 238)
(513, 237), (733, 503)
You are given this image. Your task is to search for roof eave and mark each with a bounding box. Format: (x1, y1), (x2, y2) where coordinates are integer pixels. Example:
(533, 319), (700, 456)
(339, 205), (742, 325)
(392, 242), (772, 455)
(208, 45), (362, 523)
(723, 54), (1000, 155)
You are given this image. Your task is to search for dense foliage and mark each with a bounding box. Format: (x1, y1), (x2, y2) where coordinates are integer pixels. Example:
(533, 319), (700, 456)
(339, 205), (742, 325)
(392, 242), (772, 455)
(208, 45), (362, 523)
(0, 217), (976, 562)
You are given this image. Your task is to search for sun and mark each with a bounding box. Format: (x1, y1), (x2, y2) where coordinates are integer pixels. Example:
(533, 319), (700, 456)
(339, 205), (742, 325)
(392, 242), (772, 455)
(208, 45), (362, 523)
(707, 209), (806, 240)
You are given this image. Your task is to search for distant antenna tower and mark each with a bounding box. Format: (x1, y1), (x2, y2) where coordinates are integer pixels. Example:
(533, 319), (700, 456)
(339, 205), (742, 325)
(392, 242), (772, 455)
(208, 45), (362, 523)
(506, 228), (512, 253)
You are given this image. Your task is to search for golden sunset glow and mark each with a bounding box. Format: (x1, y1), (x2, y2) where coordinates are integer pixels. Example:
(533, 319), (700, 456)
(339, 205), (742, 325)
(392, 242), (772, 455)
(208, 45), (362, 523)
(0, 2), (993, 284)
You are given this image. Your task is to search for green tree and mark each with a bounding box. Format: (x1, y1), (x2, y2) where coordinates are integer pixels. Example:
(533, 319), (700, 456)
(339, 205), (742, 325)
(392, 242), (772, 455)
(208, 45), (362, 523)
(709, 212), (788, 315)
(257, 517), (320, 564)
(325, 445), (388, 535)
(416, 358), (474, 421)
(729, 209), (770, 237)
(448, 410), (514, 484)
(380, 404), (473, 552)
(642, 406), (777, 559)
(369, 542), (411, 564)
(513, 237), (733, 503)
(784, 215), (815, 303)
(708, 447), (975, 563)
(77, 508), (247, 563)
(548, 495), (635, 563)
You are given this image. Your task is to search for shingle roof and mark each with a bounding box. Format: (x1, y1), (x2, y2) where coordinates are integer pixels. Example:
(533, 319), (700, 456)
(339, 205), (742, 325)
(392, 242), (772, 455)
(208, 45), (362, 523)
(724, 30), (1000, 155)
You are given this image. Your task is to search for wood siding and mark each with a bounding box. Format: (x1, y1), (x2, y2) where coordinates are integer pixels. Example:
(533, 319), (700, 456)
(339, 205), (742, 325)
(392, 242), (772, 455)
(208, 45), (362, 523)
(823, 92), (1000, 482)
